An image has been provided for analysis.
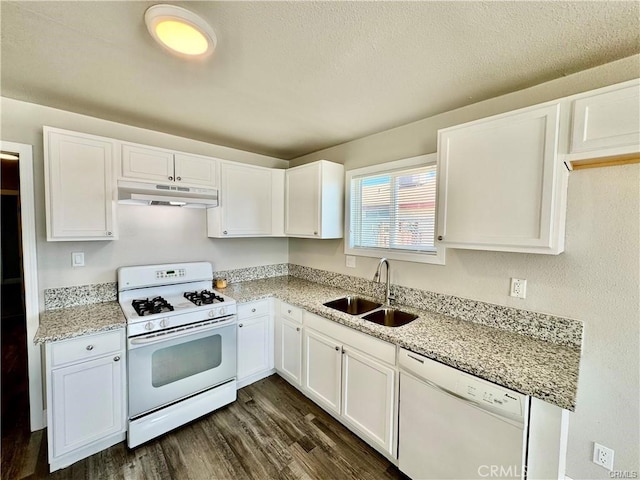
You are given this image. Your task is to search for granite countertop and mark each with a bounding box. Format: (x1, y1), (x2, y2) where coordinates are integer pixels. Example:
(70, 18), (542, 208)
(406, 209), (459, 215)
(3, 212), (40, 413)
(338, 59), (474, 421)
(219, 276), (581, 411)
(35, 301), (125, 344)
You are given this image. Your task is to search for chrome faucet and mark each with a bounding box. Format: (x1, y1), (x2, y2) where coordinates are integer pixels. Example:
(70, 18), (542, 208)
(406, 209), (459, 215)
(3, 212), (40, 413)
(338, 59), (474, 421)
(373, 258), (391, 305)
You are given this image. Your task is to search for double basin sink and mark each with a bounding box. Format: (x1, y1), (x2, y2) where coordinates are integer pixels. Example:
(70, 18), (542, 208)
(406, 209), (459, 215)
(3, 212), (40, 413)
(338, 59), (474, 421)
(323, 296), (417, 327)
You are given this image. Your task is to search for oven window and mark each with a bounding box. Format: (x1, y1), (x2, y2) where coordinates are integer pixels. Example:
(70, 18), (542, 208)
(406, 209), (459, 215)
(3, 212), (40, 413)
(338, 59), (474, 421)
(151, 335), (222, 387)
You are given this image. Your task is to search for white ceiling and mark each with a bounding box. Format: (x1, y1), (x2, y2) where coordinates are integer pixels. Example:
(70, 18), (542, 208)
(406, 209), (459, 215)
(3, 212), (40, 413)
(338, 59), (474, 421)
(1, 1), (639, 159)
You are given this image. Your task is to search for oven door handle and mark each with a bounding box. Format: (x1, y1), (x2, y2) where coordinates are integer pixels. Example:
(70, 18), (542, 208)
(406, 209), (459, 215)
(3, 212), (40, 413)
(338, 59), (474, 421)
(129, 319), (234, 348)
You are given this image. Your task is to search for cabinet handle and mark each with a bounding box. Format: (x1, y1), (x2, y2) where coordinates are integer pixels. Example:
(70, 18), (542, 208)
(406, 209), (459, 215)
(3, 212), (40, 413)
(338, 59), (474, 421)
(437, 235), (443, 241)
(335, 346), (340, 351)
(176, 176), (181, 181)
(114, 356), (120, 362)
(86, 345), (94, 351)
(239, 323), (243, 328)
(314, 231), (318, 235)
(223, 231), (228, 235)
(287, 309), (292, 314)
(168, 176), (174, 181)
(296, 327), (300, 332)
(251, 308), (256, 313)
(107, 231), (112, 236)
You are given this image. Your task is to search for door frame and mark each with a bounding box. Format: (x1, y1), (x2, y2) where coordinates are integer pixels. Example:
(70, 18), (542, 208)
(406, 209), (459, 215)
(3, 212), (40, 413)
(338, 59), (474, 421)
(1, 140), (44, 430)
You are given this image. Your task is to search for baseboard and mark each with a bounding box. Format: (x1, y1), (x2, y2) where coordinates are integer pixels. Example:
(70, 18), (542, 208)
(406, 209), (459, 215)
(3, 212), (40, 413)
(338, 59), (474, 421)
(237, 368), (276, 389)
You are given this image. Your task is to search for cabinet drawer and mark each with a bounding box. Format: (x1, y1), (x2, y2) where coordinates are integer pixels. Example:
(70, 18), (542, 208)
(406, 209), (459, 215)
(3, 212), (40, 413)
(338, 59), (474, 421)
(280, 302), (302, 324)
(304, 312), (396, 365)
(50, 330), (124, 367)
(238, 299), (270, 319)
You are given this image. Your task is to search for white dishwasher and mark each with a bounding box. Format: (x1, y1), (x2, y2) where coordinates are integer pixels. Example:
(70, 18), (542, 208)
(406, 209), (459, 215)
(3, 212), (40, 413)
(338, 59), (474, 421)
(398, 348), (529, 480)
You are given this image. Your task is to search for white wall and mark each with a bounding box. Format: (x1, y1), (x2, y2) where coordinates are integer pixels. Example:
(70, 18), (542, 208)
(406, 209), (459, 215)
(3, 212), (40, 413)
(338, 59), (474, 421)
(0, 97), (290, 305)
(290, 55), (640, 479)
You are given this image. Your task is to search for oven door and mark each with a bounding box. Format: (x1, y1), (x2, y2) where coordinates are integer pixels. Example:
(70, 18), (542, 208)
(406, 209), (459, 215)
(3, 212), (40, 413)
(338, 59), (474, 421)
(127, 318), (236, 418)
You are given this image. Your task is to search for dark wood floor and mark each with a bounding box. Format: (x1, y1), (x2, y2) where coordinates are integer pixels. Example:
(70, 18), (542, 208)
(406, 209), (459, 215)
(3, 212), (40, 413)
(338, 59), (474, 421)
(2, 374), (408, 480)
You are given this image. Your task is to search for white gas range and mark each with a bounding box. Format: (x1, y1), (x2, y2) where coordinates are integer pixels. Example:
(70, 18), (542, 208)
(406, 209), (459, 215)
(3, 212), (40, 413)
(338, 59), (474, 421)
(118, 262), (237, 448)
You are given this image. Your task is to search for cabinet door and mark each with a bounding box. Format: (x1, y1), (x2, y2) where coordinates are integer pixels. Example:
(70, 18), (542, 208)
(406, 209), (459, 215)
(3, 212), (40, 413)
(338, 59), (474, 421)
(220, 163), (273, 236)
(237, 315), (271, 381)
(342, 348), (395, 455)
(174, 153), (218, 187)
(121, 144), (174, 183)
(571, 81), (640, 155)
(437, 103), (565, 254)
(303, 329), (342, 414)
(276, 317), (302, 385)
(45, 130), (116, 240)
(285, 163), (320, 237)
(50, 354), (124, 458)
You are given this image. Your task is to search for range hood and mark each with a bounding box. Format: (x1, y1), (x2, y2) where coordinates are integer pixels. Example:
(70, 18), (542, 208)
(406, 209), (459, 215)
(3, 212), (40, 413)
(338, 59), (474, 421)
(117, 180), (218, 208)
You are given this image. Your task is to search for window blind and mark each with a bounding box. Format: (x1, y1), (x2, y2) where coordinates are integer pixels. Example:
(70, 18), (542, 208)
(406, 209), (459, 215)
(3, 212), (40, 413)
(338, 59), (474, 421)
(350, 165), (437, 253)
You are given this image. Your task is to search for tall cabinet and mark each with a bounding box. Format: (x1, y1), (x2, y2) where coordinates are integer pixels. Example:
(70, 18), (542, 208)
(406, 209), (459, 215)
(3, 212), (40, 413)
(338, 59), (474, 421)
(44, 127), (118, 241)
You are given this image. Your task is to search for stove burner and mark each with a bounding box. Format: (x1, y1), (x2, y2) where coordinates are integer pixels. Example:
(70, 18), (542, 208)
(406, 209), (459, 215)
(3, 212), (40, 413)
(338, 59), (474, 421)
(184, 290), (225, 306)
(132, 296), (174, 317)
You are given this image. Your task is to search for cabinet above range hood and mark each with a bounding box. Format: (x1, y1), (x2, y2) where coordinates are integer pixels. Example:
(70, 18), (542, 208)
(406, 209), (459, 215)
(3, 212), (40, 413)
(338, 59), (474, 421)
(117, 180), (218, 208)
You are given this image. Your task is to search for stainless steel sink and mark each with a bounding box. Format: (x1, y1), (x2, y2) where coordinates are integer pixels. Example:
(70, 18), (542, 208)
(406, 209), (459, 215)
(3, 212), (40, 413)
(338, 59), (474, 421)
(362, 308), (418, 327)
(323, 296), (382, 315)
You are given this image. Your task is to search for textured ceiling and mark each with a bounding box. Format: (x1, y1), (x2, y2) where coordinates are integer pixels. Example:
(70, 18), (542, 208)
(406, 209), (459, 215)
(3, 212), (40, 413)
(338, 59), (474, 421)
(1, 1), (639, 159)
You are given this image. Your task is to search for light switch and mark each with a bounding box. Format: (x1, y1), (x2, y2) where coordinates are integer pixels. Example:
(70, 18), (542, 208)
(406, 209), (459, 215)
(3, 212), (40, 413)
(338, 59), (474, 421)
(72, 252), (85, 267)
(345, 255), (356, 268)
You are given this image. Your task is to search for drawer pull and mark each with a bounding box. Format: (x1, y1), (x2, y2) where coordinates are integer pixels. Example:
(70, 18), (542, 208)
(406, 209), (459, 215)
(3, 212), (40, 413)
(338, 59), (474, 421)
(251, 308), (256, 313)
(287, 309), (292, 314)
(86, 345), (94, 351)
(239, 323), (243, 328)
(407, 354), (424, 364)
(296, 327), (300, 332)
(114, 356), (120, 362)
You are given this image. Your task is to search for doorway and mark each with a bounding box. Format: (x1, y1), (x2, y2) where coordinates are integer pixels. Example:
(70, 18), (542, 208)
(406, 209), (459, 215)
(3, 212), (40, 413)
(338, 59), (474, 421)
(0, 141), (43, 436)
(1, 150), (30, 451)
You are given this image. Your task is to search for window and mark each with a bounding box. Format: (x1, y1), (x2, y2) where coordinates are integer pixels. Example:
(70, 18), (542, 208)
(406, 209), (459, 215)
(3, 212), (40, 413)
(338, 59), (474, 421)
(345, 153), (445, 264)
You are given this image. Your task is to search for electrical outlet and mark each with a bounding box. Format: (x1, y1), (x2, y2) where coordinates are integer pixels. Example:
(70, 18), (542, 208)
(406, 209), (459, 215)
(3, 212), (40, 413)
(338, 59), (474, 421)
(345, 255), (356, 268)
(593, 443), (614, 471)
(509, 278), (527, 298)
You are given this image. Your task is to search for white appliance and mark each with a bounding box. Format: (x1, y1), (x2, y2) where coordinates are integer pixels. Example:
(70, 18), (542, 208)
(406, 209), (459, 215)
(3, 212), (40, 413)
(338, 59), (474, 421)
(117, 180), (218, 208)
(398, 348), (528, 480)
(118, 262), (237, 448)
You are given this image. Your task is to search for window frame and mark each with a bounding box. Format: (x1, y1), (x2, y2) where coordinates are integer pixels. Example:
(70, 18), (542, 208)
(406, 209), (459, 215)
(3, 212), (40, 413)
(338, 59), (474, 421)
(345, 153), (445, 265)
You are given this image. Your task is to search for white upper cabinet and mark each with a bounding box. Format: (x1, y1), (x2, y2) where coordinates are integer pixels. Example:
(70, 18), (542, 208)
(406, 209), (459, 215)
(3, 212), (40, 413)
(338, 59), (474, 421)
(44, 127), (118, 241)
(569, 79), (640, 159)
(121, 143), (218, 188)
(285, 160), (344, 238)
(207, 162), (285, 237)
(437, 103), (568, 254)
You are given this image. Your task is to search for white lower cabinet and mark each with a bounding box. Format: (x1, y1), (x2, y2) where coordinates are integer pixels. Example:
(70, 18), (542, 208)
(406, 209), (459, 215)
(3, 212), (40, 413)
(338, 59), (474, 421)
(275, 302), (303, 386)
(301, 312), (397, 458)
(237, 299), (274, 388)
(341, 347), (395, 453)
(303, 328), (343, 415)
(46, 330), (126, 472)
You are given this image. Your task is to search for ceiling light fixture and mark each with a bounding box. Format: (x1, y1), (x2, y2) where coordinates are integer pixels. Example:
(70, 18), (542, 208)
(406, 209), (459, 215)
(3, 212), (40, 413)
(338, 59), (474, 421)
(144, 4), (216, 59)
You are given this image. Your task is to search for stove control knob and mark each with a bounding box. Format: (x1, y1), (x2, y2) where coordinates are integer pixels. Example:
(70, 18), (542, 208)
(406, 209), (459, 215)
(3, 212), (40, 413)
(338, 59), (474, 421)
(160, 318), (169, 328)
(208, 310), (215, 318)
(144, 321), (154, 331)
(219, 307), (226, 316)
